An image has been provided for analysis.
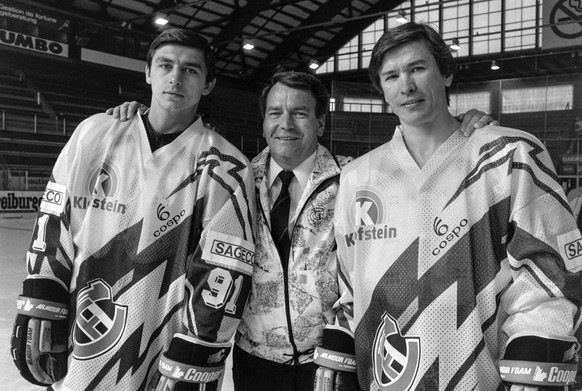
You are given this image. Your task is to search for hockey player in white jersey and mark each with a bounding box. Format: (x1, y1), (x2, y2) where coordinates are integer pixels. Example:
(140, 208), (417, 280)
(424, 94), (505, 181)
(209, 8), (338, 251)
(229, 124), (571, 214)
(10, 28), (256, 390)
(315, 22), (582, 391)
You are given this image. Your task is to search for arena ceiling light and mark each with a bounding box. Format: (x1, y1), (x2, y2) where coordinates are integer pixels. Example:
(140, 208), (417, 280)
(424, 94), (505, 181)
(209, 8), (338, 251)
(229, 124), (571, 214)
(309, 60), (319, 70)
(450, 38), (460, 51)
(243, 41), (255, 51)
(491, 60), (500, 70)
(154, 14), (169, 25)
(396, 10), (408, 24)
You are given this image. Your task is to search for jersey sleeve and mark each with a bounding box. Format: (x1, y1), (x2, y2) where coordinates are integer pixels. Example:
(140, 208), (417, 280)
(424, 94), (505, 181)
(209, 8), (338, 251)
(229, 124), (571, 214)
(567, 187), (582, 226)
(25, 122), (88, 292)
(332, 168), (356, 333)
(184, 145), (256, 343)
(500, 136), (582, 349)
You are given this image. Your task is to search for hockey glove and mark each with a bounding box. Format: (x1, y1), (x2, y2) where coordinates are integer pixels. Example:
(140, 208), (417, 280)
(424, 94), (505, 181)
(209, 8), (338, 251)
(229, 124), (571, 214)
(148, 334), (231, 391)
(313, 325), (358, 391)
(499, 333), (579, 391)
(11, 279), (69, 386)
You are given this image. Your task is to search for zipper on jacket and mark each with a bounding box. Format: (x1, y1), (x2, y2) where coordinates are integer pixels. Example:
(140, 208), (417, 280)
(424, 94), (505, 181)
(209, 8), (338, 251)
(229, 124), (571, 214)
(277, 173), (340, 365)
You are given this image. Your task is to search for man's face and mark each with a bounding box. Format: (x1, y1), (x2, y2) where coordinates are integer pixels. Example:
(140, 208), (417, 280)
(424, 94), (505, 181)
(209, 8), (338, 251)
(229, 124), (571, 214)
(378, 40), (452, 128)
(263, 82), (324, 170)
(146, 44), (214, 119)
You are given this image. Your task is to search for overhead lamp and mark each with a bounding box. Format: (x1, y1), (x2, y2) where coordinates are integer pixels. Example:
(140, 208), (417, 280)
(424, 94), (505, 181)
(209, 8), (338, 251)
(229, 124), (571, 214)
(154, 14), (169, 25)
(450, 38), (460, 51)
(243, 41), (254, 51)
(396, 10), (408, 24)
(491, 60), (499, 70)
(309, 60), (319, 70)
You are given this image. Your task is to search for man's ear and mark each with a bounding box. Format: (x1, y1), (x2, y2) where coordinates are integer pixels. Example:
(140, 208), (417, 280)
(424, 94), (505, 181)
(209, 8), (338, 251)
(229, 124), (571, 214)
(317, 115), (325, 137)
(145, 65), (151, 85)
(202, 78), (216, 96)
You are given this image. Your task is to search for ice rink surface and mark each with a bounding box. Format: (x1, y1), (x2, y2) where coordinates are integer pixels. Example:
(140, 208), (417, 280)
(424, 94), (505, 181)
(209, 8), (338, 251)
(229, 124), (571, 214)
(0, 213), (234, 390)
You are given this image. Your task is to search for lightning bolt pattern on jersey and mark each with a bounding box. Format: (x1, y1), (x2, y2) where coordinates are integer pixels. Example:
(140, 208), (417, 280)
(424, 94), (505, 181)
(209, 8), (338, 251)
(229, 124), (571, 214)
(334, 125), (582, 391)
(25, 113), (256, 390)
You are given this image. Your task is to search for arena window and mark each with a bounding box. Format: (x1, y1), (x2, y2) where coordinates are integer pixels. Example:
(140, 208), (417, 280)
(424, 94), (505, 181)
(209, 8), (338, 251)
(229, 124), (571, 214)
(449, 92), (491, 116)
(502, 85), (573, 113)
(342, 97), (384, 113)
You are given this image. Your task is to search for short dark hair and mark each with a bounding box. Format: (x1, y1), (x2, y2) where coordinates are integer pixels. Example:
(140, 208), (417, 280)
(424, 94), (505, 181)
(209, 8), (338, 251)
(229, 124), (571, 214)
(259, 71), (330, 119)
(146, 28), (216, 83)
(368, 22), (456, 104)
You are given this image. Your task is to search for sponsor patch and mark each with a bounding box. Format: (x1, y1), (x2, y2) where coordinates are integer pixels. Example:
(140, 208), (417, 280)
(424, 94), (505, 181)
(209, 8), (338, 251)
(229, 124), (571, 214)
(557, 229), (582, 272)
(350, 186), (386, 226)
(202, 231), (254, 275)
(39, 181), (67, 216)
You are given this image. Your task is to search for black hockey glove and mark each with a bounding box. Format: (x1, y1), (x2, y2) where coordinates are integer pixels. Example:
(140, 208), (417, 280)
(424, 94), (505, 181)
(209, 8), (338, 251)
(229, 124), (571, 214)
(147, 334), (231, 391)
(500, 333), (579, 391)
(313, 325), (358, 391)
(11, 279), (69, 386)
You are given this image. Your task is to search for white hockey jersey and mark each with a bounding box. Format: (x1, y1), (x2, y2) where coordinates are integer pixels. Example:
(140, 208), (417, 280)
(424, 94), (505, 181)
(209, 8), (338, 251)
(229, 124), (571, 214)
(334, 125), (582, 391)
(25, 113), (255, 390)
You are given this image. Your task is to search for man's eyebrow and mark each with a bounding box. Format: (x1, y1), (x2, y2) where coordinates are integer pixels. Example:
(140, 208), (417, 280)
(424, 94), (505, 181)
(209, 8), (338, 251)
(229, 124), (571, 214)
(154, 55), (173, 63)
(380, 58), (429, 75)
(408, 59), (429, 67)
(266, 103), (312, 111)
(154, 56), (204, 70)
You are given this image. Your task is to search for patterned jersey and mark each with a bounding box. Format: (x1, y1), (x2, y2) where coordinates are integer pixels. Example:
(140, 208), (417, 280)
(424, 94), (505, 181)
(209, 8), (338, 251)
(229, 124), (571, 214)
(25, 113), (255, 390)
(567, 186), (582, 226)
(334, 125), (582, 391)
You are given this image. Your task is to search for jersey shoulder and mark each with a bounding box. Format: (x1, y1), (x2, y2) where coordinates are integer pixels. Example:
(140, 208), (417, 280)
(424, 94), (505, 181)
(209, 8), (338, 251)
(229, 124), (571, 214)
(199, 126), (251, 166)
(471, 124), (543, 145)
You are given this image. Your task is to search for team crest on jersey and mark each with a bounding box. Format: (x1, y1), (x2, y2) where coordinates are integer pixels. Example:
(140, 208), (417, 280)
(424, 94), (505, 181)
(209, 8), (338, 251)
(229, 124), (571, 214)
(351, 186), (386, 226)
(372, 313), (420, 391)
(73, 279), (128, 360)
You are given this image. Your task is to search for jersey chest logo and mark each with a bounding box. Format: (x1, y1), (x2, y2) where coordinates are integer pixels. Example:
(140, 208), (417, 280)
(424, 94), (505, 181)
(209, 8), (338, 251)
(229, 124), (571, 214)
(73, 279), (128, 360)
(372, 313), (420, 391)
(352, 187), (385, 225)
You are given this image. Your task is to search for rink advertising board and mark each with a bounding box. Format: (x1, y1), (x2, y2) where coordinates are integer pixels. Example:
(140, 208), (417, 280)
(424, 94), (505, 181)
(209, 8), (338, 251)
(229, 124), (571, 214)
(0, 0), (70, 57)
(0, 191), (43, 213)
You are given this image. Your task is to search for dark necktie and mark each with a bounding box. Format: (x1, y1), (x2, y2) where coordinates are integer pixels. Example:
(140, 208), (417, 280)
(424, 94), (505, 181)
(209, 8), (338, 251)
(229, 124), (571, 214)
(271, 170), (294, 268)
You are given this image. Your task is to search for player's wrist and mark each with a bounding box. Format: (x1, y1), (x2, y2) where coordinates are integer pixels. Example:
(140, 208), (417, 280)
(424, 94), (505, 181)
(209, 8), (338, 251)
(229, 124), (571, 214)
(11, 279), (70, 386)
(499, 359), (577, 387)
(500, 333), (579, 389)
(149, 334), (231, 391)
(158, 352), (225, 384)
(313, 346), (356, 373)
(16, 295), (69, 320)
(312, 325), (358, 391)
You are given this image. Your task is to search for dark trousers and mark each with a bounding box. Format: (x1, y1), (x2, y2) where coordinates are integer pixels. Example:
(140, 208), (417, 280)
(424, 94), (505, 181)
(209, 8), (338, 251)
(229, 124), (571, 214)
(232, 345), (315, 391)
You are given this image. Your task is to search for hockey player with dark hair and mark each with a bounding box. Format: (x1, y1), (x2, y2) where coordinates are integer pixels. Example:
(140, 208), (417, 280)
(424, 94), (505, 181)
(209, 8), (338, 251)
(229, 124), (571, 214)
(107, 79), (497, 391)
(10, 28), (256, 390)
(320, 22), (582, 391)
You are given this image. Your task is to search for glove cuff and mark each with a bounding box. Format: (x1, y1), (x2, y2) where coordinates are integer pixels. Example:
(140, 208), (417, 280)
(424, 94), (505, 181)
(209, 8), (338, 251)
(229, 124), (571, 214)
(498, 359), (577, 386)
(16, 295), (69, 320)
(158, 352), (225, 384)
(313, 346), (356, 372)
